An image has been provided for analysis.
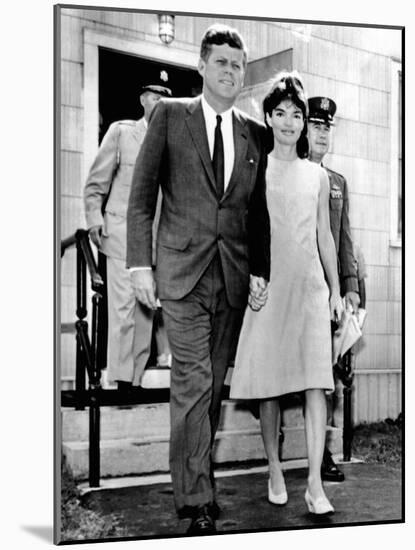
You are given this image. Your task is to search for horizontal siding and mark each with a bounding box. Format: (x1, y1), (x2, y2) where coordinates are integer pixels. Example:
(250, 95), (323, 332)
(60, 151), (83, 198)
(353, 371), (401, 423)
(389, 246), (402, 268)
(388, 267), (402, 301)
(327, 157), (389, 198)
(61, 60), (83, 108)
(60, 12), (84, 62)
(354, 334), (401, 371)
(61, 105), (83, 152)
(359, 87), (389, 126)
(351, 229), (390, 266)
(363, 265), (389, 301)
(61, 196), (85, 239)
(61, 332), (77, 382)
(333, 118), (390, 162)
(349, 194), (390, 232)
(61, 246), (77, 288)
(363, 301), (401, 335)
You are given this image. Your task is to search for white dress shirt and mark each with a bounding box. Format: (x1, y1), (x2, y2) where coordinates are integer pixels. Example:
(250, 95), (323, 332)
(201, 94), (234, 191)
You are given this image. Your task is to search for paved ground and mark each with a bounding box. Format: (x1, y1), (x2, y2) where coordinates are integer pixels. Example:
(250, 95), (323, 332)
(80, 462), (402, 541)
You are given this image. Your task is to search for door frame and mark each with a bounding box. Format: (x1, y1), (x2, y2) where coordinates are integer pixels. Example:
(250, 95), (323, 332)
(83, 29), (199, 181)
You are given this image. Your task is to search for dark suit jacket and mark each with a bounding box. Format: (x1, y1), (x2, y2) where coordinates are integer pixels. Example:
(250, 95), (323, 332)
(127, 96), (270, 309)
(325, 166), (358, 295)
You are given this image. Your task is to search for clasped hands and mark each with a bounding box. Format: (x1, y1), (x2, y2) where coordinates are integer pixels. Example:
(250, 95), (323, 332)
(130, 270), (269, 312)
(248, 275), (268, 311)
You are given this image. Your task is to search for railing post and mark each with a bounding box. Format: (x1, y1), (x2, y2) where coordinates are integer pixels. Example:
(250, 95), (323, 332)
(96, 252), (108, 372)
(75, 241), (87, 410)
(341, 350), (355, 461)
(89, 391), (101, 487)
(89, 292), (102, 487)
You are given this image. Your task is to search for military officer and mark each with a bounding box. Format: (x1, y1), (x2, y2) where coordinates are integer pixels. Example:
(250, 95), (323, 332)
(307, 96), (360, 482)
(84, 80), (172, 390)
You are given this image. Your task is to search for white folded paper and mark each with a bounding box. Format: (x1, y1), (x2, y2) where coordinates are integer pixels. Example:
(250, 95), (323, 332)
(332, 305), (363, 365)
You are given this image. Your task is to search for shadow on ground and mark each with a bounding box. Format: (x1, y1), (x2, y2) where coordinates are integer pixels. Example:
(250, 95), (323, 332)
(80, 463), (402, 540)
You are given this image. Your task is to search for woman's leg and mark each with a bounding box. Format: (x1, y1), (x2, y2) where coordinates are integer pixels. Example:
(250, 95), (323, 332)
(304, 389), (329, 499)
(259, 398), (285, 494)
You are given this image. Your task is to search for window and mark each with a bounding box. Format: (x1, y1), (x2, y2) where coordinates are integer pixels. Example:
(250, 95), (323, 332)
(390, 60), (402, 245)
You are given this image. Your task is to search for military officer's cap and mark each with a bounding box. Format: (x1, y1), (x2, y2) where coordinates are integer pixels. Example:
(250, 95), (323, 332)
(139, 84), (172, 97)
(140, 70), (172, 97)
(307, 96), (337, 125)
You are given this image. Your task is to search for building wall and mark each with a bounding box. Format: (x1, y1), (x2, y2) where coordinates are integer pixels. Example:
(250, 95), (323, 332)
(59, 7), (402, 422)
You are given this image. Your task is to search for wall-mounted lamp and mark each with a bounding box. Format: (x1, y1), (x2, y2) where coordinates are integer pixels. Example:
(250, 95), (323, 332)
(158, 14), (175, 45)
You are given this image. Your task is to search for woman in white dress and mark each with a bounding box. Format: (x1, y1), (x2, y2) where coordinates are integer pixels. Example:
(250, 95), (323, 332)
(230, 72), (343, 514)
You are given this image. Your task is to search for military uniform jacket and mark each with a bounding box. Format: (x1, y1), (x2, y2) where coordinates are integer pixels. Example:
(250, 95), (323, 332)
(126, 96), (271, 309)
(84, 118), (159, 261)
(325, 165), (358, 295)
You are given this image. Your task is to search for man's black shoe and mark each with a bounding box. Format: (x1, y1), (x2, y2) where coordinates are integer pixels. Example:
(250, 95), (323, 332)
(186, 504), (216, 535)
(179, 501), (221, 520)
(321, 454), (345, 482)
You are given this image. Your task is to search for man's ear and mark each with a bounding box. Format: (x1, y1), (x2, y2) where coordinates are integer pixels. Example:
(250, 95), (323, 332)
(197, 58), (205, 78)
(139, 95), (145, 107)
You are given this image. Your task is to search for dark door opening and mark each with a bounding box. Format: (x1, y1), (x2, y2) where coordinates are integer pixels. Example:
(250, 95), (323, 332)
(98, 47), (202, 142)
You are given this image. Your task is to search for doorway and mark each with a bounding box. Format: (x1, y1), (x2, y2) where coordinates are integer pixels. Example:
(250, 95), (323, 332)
(98, 47), (203, 142)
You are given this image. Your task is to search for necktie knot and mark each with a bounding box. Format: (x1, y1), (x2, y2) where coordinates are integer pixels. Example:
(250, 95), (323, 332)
(216, 114), (222, 127)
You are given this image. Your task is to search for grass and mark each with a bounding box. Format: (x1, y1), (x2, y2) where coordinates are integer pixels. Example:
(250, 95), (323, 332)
(60, 457), (128, 542)
(60, 417), (402, 542)
(351, 416), (402, 467)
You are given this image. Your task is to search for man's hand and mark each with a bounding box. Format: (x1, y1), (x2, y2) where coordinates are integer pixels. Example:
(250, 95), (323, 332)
(130, 269), (158, 310)
(248, 275), (268, 311)
(89, 225), (103, 248)
(330, 290), (344, 324)
(345, 291), (360, 314)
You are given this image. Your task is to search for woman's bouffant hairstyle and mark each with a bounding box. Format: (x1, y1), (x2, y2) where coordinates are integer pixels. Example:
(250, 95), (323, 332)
(262, 71), (309, 157)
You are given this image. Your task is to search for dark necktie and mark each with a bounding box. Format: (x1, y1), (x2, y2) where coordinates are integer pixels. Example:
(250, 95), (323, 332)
(212, 114), (224, 198)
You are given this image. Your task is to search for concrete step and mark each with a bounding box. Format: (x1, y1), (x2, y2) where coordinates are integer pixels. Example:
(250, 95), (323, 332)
(62, 401), (342, 480)
(61, 401), (306, 442)
(63, 426), (342, 479)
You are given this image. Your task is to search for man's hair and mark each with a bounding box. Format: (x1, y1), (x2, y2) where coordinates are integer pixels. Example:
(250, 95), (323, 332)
(200, 24), (248, 67)
(262, 71), (309, 158)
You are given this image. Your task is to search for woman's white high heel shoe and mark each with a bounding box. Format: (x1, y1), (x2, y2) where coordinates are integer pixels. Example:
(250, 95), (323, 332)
(304, 489), (334, 515)
(268, 479), (288, 505)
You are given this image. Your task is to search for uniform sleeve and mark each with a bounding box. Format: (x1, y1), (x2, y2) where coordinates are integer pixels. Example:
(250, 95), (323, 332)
(83, 122), (120, 228)
(355, 244), (368, 280)
(338, 177), (359, 294)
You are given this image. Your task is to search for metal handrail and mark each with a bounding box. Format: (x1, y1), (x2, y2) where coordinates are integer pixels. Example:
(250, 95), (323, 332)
(62, 229), (104, 291)
(61, 228), (104, 487)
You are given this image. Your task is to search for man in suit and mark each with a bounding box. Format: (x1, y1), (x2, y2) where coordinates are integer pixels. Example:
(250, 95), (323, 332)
(127, 24), (270, 534)
(84, 81), (172, 391)
(308, 96), (360, 482)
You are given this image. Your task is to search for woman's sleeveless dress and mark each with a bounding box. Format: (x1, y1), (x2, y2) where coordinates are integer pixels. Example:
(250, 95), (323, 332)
(230, 156), (334, 399)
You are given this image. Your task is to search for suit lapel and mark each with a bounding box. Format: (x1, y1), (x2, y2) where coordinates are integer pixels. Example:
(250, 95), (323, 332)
(223, 110), (248, 200)
(185, 98), (217, 193)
